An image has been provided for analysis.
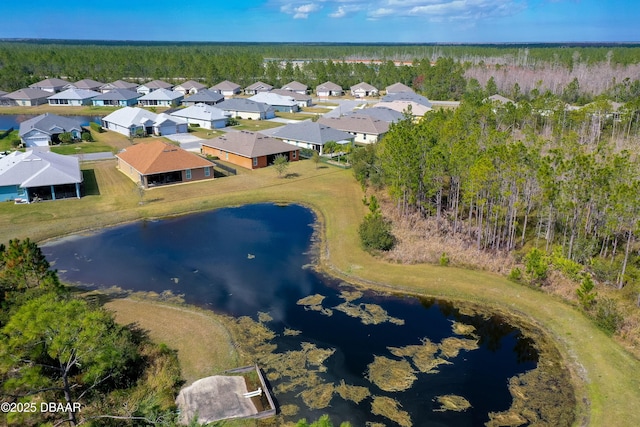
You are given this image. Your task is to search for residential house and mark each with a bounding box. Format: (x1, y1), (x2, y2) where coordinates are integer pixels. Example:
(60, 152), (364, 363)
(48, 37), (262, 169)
(99, 80), (139, 93)
(350, 82), (379, 98)
(316, 81), (343, 97)
(65, 79), (105, 91)
(174, 80), (207, 96)
(271, 89), (312, 108)
(102, 107), (187, 137)
(210, 80), (242, 98)
(244, 81), (274, 95)
(373, 100), (431, 118)
(137, 80), (174, 95)
(248, 92), (299, 113)
(116, 139), (214, 188)
(29, 78), (71, 93)
(216, 98), (275, 120)
(0, 90), (9, 106)
(181, 89), (225, 106)
(271, 120), (354, 155)
(19, 113), (84, 147)
(281, 81), (308, 94)
(0, 150), (83, 203)
(91, 89), (141, 107)
(201, 131), (299, 170)
(171, 104), (230, 130)
(47, 88), (100, 106)
(344, 107), (404, 123)
(385, 82), (413, 95)
(318, 115), (389, 144)
(487, 94), (515, 105)
(382, 91), (432, 108)
(138, 88), (184, 107)
(4, 88), (51, 106)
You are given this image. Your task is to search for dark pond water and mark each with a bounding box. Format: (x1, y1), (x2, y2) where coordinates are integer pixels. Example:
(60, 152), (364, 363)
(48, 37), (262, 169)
(43, 204), (537, 426)
(0, 114), (102, 130)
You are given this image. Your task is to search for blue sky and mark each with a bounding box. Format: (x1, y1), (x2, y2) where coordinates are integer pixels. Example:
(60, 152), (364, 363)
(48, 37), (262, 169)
(1, 0), (637, 43)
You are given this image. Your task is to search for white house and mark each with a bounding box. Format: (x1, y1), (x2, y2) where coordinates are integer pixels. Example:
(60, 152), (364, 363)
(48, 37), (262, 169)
(171, 104), (230, 130)
(318, 115), (389, 144)
(138, 88), (184, 107)
(350, 82), (379, 98)
(244, 81), (273, 95)
(29, 78), (71, 93)
(174, 80), (207, 96)
(102, 107), (187, 137)
(137, 80), (173, 95)
(248, 92), (299, 113)
(271, 121), (354, 155)
(47, 88), (100, 106)
(281, 81), (308, 95)
(316, 81), (343, 97)
(210, 80), (242, 98)
(216, 98), (275, 120)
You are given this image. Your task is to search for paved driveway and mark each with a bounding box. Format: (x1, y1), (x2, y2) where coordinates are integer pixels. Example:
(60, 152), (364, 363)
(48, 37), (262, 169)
(164, 133), (205, 152)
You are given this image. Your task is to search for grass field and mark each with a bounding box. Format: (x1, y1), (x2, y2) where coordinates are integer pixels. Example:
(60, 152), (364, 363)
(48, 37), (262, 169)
(0, 155), (639, 426)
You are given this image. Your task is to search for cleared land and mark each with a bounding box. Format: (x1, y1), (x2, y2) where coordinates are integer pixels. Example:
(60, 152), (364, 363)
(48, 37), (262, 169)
(1, 150), (639, 426)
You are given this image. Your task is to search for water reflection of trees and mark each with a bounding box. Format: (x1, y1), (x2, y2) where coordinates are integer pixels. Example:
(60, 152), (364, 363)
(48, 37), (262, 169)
(419, 297), (539, 364)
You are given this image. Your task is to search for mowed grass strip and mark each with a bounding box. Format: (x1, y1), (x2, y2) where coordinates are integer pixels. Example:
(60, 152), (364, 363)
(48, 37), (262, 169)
(104, 298), (238, 385)
(0, 154), (639, 426)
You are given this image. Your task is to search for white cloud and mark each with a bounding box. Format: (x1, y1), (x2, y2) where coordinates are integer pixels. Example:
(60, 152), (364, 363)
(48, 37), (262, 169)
(280, 2), (322, 19)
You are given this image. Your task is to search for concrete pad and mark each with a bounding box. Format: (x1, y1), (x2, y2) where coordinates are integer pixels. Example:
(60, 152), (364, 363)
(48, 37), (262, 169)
(176, 375), (258, 424)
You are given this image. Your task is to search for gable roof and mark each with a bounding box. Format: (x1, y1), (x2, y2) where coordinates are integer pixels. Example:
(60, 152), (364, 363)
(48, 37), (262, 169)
(201, 131), (298, 158)
(174, 80), (206, 91)
(216, 98), (274, 114)
(171, 104), (229, 121)
(102, 106), (158, 127)
(0, 150), (82, 187)
(487, 94), (515, 105)
(345, 107), (404, 123)
(116, 139), (211, 175)
(19, 113), (83, 137)
(100, 80), (139, 91)
(271, 89), (311, 102)
(382, 91), (432, 108)
(139, 80), (173, 90)
(385, 82), (413, 94)
(374, 100), (432, 116)
(272, 121), (354, 145)
(138, 88), (183, 101)
(47, 88), (100, 100)
(281, 81), (308, 91)
(210, 80), (241, 92)
(92, 88), (141, 101)
(67, 79), (105, 90)
(248, 92), (297, 107)
(29, 78), (71, 90)
(183, 89), (225, 103)
(318, 115), (390, 135)
(316, 81), (342, 92)
(5, 88), (51, 100)
(245, 81), (273, 92)
(351, 82), (378, 92)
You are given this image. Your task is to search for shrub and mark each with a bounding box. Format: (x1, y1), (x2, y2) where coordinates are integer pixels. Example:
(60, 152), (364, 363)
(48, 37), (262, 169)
(81, 131), (93, 142)
(359, 213), (395, 252)
(550, 247), (584, 281)
(594, 297), (623, 335)
(508, 267), (523, 282)
(58, 132), (73, 144)
(89, 122), (103, 133)
(439, 252), (450, 267)
(525, 248), (549, 285)
(576, 274), (597, 309)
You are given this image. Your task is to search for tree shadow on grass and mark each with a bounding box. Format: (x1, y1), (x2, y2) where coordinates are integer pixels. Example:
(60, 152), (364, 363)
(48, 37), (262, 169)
(284, 173), (300, 179)
(82, 169), (100, 196)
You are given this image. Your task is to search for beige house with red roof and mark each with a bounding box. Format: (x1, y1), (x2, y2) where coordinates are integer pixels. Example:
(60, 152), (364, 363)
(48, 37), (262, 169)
(116, 139), (214, 188)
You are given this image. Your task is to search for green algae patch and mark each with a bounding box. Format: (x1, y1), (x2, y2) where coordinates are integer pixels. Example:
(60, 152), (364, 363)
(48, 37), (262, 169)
(335, 380), (371, 404)
(298, 382), (335, 409)
(371, 396), (412, 427)
(334, 301), (404, 325)
(366, 355), (417, 392)
(433, 394), (472, 412)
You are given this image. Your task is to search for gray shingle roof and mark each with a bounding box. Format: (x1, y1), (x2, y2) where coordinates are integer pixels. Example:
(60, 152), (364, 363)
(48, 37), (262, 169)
(201, 131), (298, 158)
(210, 80), (241, 91)
(18, 113), (83, 137)
(0, 150), (82, 187)
(5, 88), (51, 100)
(271, 89), (311, 102)
(171, 104), (229, 121)
(316, 81), (342, 91)
(175, 80), (207, 91)
(140, 80), (173, 90)
(272, 121), (354, 145)
(100, 80), (139, 91)
(281, 81), (308, 91)
(318, 115), (389, 135)
(245, 81), (273, 91)
(248, 92), (297, 107)
(385, 82), (413, 94)
(345, 107), (404, 123)
(47, 88), (100, 100)
(29, 78), (71, 90)
(138, 88), (183, 101)
(92, 88), (141, 101)
(183, 89), (225, 103)
(102, 107), (158, 127)
(382, 92), (432, 108)
(351, 82), (377, 92)
(217, 98), (273, 114)
(68, 79), (105, 90)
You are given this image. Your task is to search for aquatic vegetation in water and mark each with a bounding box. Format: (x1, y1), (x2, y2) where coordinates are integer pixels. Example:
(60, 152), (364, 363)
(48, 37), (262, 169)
(334, 380), (371, 404)
(297, 294), (333, 316)
(366, 356), (417, 392)
(258, 311), (273, 323)
(371, 396), (412, 427)
(297, 382), (335, 409)
(339, 289), (364, 302)
(451, 321), (477, 337)
(365, 423), (386, 427)
(388, 338), (450, 374)
(279, 404), (299, 416)
(283, 328), (302, 336)
(433, 394), (472, 412)
(227, 316), (277, 359)
(333, 302), (404, 325)
(438, 337), (479, 359)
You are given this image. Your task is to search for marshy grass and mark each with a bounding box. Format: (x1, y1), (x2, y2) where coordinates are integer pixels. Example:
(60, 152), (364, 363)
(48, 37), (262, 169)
(433, 394), (472, 412)
(296, 294), (333, 316)
(388, 338), (450, 374)
(451, 321), (477, 337)
(366, 356), (417, 392)
(371, 396), (412, 427)
(298, 382), (335, 409)
(333, 302), (404, 325)
(338, 289), (363, 302)
(258, 311), (273, 323)
(334, 380), (371, 404)
(279, 404), (299, 416)
(438, 337), (479, 359)
(283, 328), (301, 336)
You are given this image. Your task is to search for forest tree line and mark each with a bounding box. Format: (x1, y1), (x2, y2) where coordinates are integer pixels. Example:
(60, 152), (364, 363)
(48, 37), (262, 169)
(0, 41), (639, 102)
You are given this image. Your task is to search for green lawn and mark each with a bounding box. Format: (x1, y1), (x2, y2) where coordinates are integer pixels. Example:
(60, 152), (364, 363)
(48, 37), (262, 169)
(233, 119), (284, 131)
(0, 159), (638, 426)
(50, 142), (117, 155)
